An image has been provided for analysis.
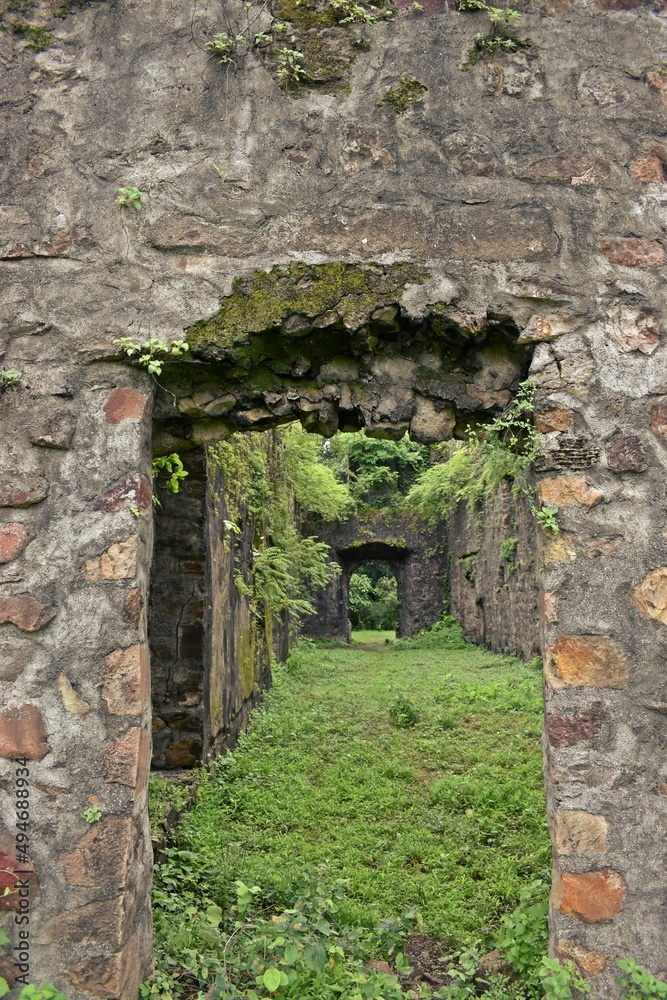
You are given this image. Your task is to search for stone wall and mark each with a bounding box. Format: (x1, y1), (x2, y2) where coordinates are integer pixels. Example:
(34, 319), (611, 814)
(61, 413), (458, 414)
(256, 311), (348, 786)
(448, 485), (542, 662)
(302, 510), (447, 639)
(2, 0), (667, 993)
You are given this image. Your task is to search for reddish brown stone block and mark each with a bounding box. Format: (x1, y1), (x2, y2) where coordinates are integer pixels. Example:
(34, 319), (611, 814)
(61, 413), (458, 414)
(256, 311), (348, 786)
(553, 868), (625, 922)
(82, 535), (137, 580)
(39, 894), (130, 949)
(105, 727), (143, 786)
(93, 473), (152, 513)
(648, 67), (667, 105)
(0, 475), (48, 508)
(651, 399), (667, 444)
(164, 736), (203, 768)
(66, 931), (141, 998)
(538, 476), (602, 508)
(29, 409), (77, 449)
(599, 238), (664, 267)
(547, 635), (630, 689)
(0, 595), (56, 632)
(546, 703), (605, 747)
(632, 568), (667, 626)
(607, 303), (661, 355)
(606, 435), (647, 473)
(595, 0), (640, 9)
(539, 591), (559, 624)
(0, 523), (32, 564)
(555, 810), (609, 855)
(0, 704), (49, 759)
(630, 150), (667, 183)
(103, 388), (149, 424)
(122, 588), (144, 628)
(557, 940), (610, 976)
(102, 643), (150, 716)
(61, 818), (134, 888)
(536, 406), (575, 433)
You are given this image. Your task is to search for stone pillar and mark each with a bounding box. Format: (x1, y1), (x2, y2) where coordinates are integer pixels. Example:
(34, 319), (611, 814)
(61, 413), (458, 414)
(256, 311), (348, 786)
(0, 361), (154, 996)
(530, 303), (667, 988)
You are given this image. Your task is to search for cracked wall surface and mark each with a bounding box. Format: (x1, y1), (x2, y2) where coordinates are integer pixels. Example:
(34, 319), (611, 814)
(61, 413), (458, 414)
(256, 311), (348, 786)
(1, 0), (667, 994)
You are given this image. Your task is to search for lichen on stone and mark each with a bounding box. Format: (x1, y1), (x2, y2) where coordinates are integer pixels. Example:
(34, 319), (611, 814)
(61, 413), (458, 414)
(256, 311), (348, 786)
(379, 73), (427, 112)
(187, 261), (428, 354)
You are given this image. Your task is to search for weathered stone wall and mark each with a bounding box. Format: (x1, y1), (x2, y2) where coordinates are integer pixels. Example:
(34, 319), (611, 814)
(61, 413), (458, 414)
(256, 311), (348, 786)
(448, 485), (542, 662)
(303, 510), (446, 639)
(2, 0), (667, 993)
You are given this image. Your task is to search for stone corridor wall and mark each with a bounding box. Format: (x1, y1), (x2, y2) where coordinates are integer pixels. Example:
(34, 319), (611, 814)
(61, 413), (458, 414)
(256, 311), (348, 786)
(2, 0), (667, 994)
(449, 485), (542, 662)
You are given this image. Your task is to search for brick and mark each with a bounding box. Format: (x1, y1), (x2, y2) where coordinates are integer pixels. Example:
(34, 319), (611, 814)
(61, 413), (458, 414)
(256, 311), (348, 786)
(546, 635), (630, 689)
(546, 703), (605, 747)
(651, 399), (667, 444)
(56, 673), (90, 717)
(0, 704), (49, 759)
(29, 408), (77, 449)
(164, 735), (202, 768)
(38, 895), (129, 949)
(105, 727), (143, 786)
(82, 535), (137, 580)
(66, 932), (141, 998)
(632, 568), (667, 626)
(103, 387), (149, 424)
(0, 474), (48, 507)
(630, 150), (667, 183)
(599, 238), (664, 268)
(0, 595), (56, 632)
(102, 643), (150, 716)
(520, 152), (610, 186)
(60, 817), (134, 888)
(536, 406), (575, 434)
(606, 435), (647, 473)
(555, 810), (609, 855)
(553, 868), (625, 923)
(557, 940), (610, 976)
(122, 588), (143, 628)
(606, 303), (661, 355)
(93, 473), (152, 513)
(538, 476), (602, 508)
(0, 523), (32, 564)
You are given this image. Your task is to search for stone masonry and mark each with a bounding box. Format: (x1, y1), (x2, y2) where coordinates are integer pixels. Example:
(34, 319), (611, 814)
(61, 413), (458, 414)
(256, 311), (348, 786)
(1, 0), (667, 995)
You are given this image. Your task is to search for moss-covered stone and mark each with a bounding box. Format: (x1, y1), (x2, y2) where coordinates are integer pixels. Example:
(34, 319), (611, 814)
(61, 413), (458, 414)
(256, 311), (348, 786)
(379, 73), (427, 112)
(187, 261), (428, 354)
(12, 21), (51, 50)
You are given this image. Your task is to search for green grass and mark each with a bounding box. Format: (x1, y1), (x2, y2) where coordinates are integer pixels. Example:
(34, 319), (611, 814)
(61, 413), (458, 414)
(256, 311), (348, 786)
(170, 637), (549, 946)
(351, 628), (395, 644)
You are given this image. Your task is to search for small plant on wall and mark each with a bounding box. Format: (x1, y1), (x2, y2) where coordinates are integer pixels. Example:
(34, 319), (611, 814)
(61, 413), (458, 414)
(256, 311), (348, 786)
(457, 0), (530, 66)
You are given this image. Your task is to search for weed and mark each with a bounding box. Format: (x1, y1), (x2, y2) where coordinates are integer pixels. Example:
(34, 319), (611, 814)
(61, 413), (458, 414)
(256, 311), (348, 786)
(213, 163), (228, 182)
(379, 73), (427, 112)
(152, 453), (188, 495)
(82, 806), (102, 823)
(277, 46), (306, 87)
(115, 336), (189, 377)
(330, 0), (379, 23)
(499, 536), (518, 573)
(11, 22), (51, 50)
(117, 185), (142, 210)
(617, 958), (667, 1000)
(391, 615), (469, 650)
(389, 695), (419, 728)
(207, 31), (238, 63)
(0, 369), (22, 394)
(457, 0), (530, 64)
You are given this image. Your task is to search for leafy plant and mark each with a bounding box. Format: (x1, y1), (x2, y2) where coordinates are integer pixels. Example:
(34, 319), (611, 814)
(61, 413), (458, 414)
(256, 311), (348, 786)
(379, 73), (427, 112)
(391, 615), (469, 650)
(389, 694), (419, 728)
(617, 958), (667, 999)
(539, 958), (589, 1000)
(207, 31), (239, 63)
(115, 336), (189, 377)
(152, 453), (189, 494)
(117, 186), (142, 210)
(499, 536), (518, 573)
(0, 369), (22, 394)
(496, 882), (549, 993)
(330, 0), (379, 23)
(277, 46), (306, 87)
(82, 806), (102, 823)
(457, 0), (530, 62)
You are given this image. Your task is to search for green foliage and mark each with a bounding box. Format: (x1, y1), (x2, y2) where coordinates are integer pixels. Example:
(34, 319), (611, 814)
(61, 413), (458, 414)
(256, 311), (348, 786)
(0, 369), (22, 393)
(82, 806), (102, 823)
(149, 773), (192, 839)
(322, 432), (428, 511)
(499, 536), (518, 573)
(152, 453), (189, 494)
(617, 958), (667, 999)
(457, 0), (530, 63)
(282, 429), (354, 521)
(277, 46), (306, 87)
(405, 382), (559, 534)
(0, 978), (68, 1000)
(12, 21), (51, 49)
(349, 565), (397, 630)
(391, 615), (468, 650)
(539, 959), (589, 1000)
(379, 73), (427, 112)
(115, 336), (189, 376)
(117, 185), (142, 210)
(496, 882), (549, 993)
(330, 0), (379, 23)
(207, 31), (238, 63)
(388, 694), (419, 728)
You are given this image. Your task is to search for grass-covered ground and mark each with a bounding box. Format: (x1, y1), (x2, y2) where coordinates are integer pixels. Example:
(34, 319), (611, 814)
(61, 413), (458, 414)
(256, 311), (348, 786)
(145, 622), (551, 998)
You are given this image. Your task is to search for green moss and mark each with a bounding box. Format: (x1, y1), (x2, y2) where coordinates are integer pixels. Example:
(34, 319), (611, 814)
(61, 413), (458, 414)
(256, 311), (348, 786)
(379, 73), (427, 112)
(12, 21), (51, 50)
(187, 262), (428, 354)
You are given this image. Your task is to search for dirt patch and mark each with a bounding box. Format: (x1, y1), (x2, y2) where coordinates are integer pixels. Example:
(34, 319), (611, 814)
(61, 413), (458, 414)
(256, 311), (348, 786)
(398, 933), (451, 992)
